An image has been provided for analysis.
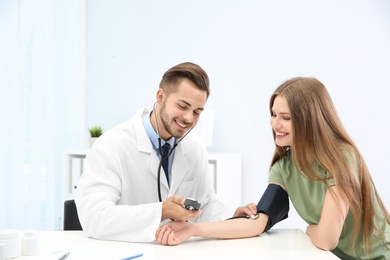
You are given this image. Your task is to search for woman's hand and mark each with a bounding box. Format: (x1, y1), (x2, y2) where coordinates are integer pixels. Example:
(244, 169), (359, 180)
(233, 203), (257, 217)
(155, 221), (195, 246)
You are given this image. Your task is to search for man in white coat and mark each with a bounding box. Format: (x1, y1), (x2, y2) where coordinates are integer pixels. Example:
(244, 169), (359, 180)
(75, 62), (231, 242)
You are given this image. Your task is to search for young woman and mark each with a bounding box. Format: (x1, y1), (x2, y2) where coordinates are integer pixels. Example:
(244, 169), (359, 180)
(155, 77), (390, 259)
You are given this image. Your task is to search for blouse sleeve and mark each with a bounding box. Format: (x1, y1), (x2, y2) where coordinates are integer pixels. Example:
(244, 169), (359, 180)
(268, 159), (286, 186)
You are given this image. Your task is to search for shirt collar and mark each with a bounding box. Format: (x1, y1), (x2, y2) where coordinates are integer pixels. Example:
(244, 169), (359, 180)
(142, 111), (175, 150)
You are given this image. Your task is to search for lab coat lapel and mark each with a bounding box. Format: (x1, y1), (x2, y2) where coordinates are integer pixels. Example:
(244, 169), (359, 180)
(133, 109), (170, 194)
(147, 153), (169, 192)
(169, 146), (190, 195)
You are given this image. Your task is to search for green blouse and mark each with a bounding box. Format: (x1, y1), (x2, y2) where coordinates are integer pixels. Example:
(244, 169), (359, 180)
(268, 152), (390, 259)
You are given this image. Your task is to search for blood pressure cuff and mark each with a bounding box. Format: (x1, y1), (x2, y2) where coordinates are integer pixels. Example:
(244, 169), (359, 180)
(257, 184), (289, 233)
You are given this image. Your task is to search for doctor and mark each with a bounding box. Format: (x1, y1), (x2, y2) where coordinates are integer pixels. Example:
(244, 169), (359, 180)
(75, 62), (231, 242)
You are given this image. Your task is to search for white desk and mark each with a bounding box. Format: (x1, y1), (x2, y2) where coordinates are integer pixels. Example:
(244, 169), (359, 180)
(17, 229), (339, 259)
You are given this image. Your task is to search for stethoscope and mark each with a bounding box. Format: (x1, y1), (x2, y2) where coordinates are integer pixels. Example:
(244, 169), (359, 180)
(153, 101), (194, 202)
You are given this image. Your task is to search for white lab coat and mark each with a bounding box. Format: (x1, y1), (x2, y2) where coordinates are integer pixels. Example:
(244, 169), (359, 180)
(75, 108), (231, 242)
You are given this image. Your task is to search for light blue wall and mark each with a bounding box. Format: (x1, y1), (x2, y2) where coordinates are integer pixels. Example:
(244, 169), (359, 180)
(85, 0), (390, 229)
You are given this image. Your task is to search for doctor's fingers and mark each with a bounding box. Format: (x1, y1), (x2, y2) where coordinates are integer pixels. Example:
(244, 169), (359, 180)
(175, 209), (202, 221)
(166, 195), (186, 206)
(246, 203), (258, 213)
(234, 203), (257, 217)
(162, 197), (187, 220)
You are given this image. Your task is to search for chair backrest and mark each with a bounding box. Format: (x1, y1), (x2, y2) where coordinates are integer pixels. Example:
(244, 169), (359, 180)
(63, 199), (83, 230)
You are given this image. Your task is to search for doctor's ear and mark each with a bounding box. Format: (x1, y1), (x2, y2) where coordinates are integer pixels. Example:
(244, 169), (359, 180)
(156, 89), (165, 102)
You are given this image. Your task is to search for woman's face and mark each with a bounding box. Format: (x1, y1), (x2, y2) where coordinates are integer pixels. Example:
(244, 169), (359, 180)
(270, 95), (293, 147)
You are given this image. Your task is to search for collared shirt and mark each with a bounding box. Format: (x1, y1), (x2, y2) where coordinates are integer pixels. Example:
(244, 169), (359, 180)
(142, 111), (175, 181)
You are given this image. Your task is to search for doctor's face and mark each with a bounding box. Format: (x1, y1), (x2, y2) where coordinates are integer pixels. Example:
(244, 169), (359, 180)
(158, 78), (207, 139)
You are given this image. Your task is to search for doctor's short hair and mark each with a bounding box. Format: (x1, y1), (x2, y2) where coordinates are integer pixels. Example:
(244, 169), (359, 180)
(159, 62), (210, 98)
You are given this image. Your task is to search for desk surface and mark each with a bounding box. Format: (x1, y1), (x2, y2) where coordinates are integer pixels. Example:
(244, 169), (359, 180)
(17, 229), (339, 259)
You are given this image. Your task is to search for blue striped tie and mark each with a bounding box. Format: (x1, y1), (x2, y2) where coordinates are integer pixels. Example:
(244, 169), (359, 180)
(161, 143), (171, 185)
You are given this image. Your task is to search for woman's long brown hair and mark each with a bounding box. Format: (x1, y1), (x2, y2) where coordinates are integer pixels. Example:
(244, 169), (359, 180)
(269, 77), (390, 253)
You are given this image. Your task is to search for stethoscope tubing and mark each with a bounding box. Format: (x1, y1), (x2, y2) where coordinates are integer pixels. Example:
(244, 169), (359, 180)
(153, 101), (194, 202)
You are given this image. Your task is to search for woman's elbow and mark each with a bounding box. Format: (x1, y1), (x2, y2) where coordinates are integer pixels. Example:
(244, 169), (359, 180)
(311, 237), (338, 251)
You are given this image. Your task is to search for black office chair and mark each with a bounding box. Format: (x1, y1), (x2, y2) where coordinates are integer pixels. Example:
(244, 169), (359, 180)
(63, 199), (83, 230)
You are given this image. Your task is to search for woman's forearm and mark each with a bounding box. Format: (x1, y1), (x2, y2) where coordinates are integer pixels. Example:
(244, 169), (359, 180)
(192, 213), (268, 239)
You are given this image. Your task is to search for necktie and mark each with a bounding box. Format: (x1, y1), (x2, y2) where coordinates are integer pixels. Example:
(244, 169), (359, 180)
(161, 142), (171, 185)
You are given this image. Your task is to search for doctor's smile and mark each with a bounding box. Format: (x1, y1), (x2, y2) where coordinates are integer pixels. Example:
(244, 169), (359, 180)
(175, 119), (190, 130)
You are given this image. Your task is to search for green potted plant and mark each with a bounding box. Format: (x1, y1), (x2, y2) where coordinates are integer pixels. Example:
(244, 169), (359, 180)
(89, 125), (103, 148)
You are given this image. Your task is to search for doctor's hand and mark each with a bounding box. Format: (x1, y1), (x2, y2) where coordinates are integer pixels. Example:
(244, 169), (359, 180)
(233, 203), (257, 217)
(162, 195), (202, 221)
(155, 221), (195, 245)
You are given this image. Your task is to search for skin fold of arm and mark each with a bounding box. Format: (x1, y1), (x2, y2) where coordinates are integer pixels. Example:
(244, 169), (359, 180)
(306, 185), (349, 251)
